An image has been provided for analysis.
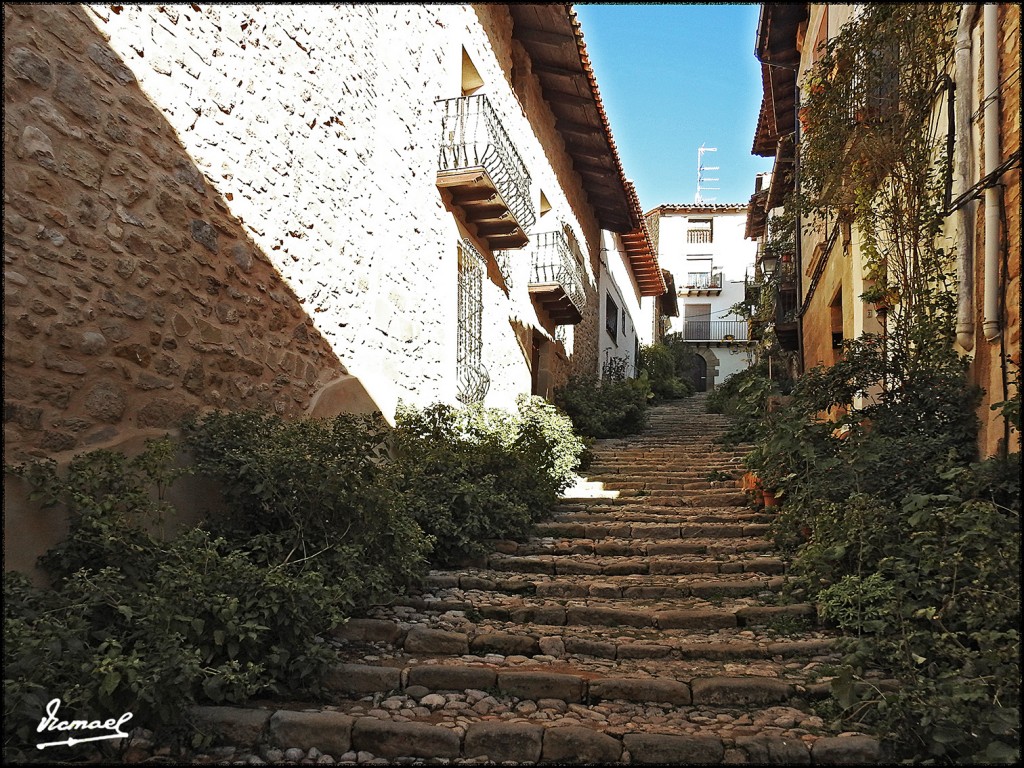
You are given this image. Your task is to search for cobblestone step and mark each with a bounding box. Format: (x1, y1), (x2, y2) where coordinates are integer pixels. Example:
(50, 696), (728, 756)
(485, 553), (786, 577)
(186, 396), (883, 764)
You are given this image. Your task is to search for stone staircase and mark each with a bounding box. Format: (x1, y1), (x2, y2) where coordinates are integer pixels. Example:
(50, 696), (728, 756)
(189, 395), (884, 764)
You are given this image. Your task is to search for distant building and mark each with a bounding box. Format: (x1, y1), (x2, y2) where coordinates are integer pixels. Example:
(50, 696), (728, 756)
(644, 204), (758, 391)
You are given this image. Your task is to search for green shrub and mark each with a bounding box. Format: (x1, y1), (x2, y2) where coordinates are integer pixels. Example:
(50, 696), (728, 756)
(392, 396), (584, 565)
(183, 410), (431, 605)
(735, 335), (1019, 762)
(4, 440), (349, 761)
(554, 373), (651, 438)
(639, 343), (693, 402)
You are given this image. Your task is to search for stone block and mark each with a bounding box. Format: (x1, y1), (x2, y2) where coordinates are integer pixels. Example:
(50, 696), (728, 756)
(323, 664), (401, 694)
(623, 733), (724, 764)
(498, 671), (584, 703)
(352, 718), (460, 759)
(405, 665), (496, 691)
(541, 725), (622, 765)
(268, 710), (354, 756)
(470, 633), (538, 656)
(464, 721), (543, 762)
(690, 676), (793, 706)
(656, 609), (736, 630)
(589, 678), (691, 705)
(735, 734), (811, 764)
(811, 735), (882, 764)
(509, 605), (567, 626)
(403, 625), (469, 655)
(564, 637), (617, 659)
(566, 606), (652, 628)
(190, 706), (270, 747)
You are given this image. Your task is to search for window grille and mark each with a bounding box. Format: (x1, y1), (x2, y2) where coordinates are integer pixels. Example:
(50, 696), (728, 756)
(457, 240), (489, 404)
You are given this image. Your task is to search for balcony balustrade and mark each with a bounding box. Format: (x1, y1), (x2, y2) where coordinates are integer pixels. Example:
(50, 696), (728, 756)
(679, 272), (723, 295)
(437, 95), (535, 250)
(687, 229), (713, 244)
(680, 320), (750, 344)
(528, 230), (586, 325)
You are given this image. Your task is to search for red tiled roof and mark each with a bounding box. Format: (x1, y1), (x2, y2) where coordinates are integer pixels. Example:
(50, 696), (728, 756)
(620, 181), (666, 296)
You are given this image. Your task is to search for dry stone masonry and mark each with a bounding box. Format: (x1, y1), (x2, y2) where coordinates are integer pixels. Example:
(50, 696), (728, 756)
(3, 4), (347, 462)
(186, 395), (886, 764)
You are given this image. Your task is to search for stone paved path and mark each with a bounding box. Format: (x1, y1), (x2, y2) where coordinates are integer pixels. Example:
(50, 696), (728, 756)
(190, 395), (884, 764)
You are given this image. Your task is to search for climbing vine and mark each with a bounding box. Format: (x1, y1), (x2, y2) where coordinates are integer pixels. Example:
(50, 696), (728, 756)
(798, 3), (960, 356)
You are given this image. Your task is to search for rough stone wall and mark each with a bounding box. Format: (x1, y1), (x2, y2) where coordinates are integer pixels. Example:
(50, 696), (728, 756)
(3, 4), (347, 463)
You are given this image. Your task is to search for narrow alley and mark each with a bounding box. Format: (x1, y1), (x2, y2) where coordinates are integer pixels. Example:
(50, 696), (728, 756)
(188, 395), (882, 764)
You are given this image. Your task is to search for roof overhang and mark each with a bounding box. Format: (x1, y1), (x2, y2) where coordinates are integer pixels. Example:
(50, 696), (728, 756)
(509, 4), (637, 233)
(751, 3), (808, 157)
(620, 182), (665, 296)
(659, 270), (679, 317)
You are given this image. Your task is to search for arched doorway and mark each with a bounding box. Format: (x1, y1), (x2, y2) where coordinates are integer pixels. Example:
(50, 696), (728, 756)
(690, 354), (708, 392)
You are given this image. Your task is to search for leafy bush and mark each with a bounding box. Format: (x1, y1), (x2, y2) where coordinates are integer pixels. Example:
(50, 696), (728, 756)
(6, 399), (586, 759)
(639, 343), (694, 402)
(183, 410), (431, 606)
(554, 373), (651, 438)
(735, 336), (1019, 762)
(392, 396), (584, 565)
(4, 440), (348, 762)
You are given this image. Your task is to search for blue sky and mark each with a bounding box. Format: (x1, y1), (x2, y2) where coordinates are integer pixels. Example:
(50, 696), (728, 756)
(574, 3), (773, 212)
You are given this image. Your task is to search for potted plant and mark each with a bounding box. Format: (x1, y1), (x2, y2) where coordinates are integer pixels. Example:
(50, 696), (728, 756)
(860, 282), (899, 315)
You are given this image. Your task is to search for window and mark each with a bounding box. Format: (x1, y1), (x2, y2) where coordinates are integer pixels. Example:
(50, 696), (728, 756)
(605, 293), (619, 342)
(687, 218), (713, 244)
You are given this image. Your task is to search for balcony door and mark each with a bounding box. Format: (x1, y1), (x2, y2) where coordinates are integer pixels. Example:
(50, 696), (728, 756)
(684, 303), (711, 342)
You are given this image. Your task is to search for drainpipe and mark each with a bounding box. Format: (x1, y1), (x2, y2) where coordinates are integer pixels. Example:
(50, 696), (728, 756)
(982, 4), (1001, 341)
(954, 4), (977, 351)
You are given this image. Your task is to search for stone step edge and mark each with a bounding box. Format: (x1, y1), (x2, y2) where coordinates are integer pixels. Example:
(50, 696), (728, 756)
(533, 523), (772, 539)
(333, 613), (825, 659)
(483, 554), (786, 577)
(502, 540), (774, 557)
(420, 572), (786, 597)
(324, 665), (833, 709)
(192, 705), (885, 764)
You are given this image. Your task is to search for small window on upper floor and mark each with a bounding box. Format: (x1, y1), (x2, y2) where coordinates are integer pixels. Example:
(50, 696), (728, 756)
(687, 218), (713, 244)
(605, 293), (619, 342)
(461, 47), (484, 96)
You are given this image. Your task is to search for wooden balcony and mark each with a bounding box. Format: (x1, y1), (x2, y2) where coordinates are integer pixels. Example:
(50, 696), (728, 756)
(528, 230), (586, 326)
(437, 95), (535, 250)
(678, 272), (723, 296)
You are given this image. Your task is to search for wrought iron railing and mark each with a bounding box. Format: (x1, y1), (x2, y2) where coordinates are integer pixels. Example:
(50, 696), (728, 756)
(680, 320), (749, 343)
(682, 272), (723, 290)
(529, 230), (586, 318)
(687, 229), (713, 244)
(437, 95), (536, 232)
(456, 239), (490, 404)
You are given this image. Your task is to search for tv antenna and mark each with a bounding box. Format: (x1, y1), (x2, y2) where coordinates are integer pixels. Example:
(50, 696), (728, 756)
(695, 144), (719, 203)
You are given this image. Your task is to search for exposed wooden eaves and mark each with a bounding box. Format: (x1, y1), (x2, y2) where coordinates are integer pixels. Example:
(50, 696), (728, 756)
(509, 4), (637, 234)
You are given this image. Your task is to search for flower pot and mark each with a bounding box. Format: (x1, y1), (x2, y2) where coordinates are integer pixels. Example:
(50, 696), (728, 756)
(762, 489), (778, 508)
